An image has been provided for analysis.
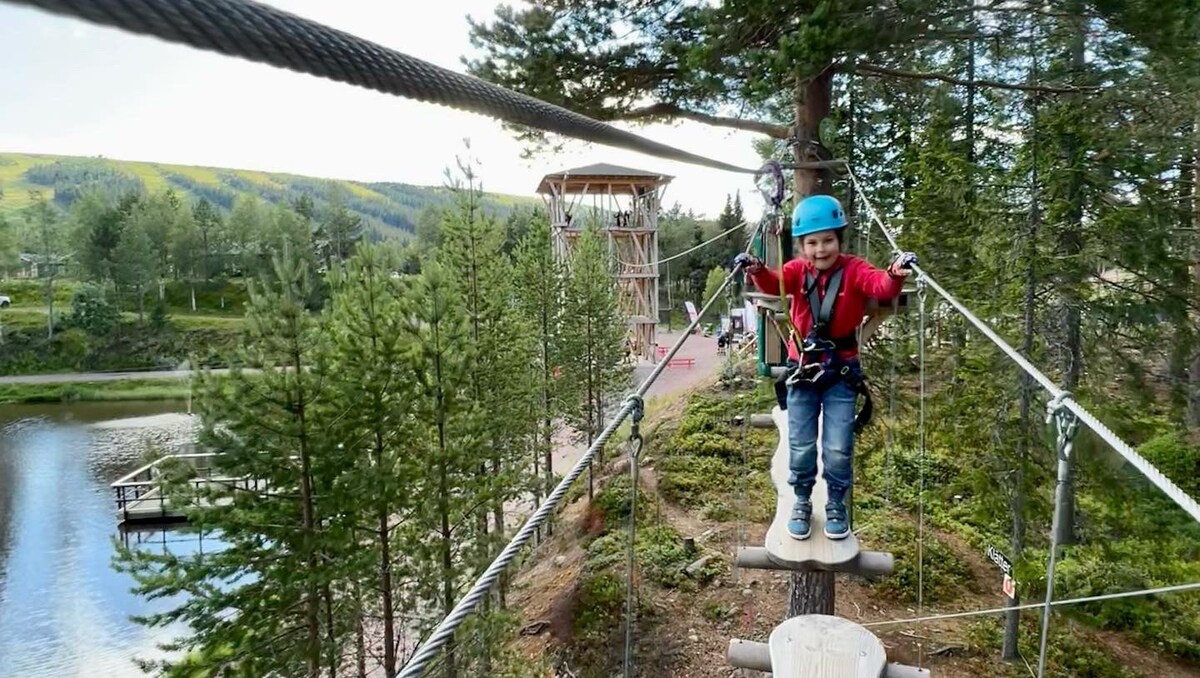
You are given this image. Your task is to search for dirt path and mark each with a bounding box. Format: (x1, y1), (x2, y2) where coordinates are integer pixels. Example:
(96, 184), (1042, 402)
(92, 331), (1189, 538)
(504, 329), (724, 527)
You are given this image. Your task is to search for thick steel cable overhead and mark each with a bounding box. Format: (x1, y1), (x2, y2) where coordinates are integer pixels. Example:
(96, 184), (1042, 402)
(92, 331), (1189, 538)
(5, 0), (757, 175)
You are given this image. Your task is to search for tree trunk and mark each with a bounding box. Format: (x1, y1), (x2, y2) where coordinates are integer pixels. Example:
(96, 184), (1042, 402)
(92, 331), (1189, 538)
(439, 457), (456, 678)
(136, 284), (145, 325)
(1005, 93), (1041, 659)
(294, 356), (321, 678)
(586, 321), (596, 501)
(355, 579), (367, 678)
(323, 582), (337, 678)
(45, 273), (54, 339)
(433, 336), (458, 678)
(1055, 5), (1087, 546)
(1189, 117), (1200, 427)
(788, 66), (837, 619)
(377, 431), (397, 677)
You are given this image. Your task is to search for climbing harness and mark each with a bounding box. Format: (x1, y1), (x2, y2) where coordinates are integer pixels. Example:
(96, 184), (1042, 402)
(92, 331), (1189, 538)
(1036, 393), (1080, 678)
(623, 394), (645, 678)
(783, 265), (875, 433)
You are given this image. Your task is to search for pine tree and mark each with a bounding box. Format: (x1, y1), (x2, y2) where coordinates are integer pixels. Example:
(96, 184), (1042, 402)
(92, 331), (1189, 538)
(511, 212), (566, 534)
(437, 149), (536, 586)
(114, 246), (352, 677)
(24, 191), (64, 338)
(560, 223), (633, 498)
(324, 243), (416, 677)
(402, 259), (486, 678)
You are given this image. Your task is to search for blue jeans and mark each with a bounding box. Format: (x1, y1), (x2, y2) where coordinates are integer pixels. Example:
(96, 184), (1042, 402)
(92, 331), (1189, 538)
(786, 379), (858, 502)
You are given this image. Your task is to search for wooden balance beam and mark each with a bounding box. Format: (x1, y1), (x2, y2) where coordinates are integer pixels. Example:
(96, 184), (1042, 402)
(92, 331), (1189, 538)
(727, 615), (930, 677)
(741, 410), (895, 577)
(759, 406), (861, 569)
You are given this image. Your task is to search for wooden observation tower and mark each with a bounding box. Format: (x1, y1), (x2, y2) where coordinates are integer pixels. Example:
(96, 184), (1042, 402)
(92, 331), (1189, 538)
(536, 163), (671, 361)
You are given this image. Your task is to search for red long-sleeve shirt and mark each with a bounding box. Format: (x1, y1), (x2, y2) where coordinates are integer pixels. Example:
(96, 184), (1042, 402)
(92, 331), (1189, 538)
(747, 254), (904, 363)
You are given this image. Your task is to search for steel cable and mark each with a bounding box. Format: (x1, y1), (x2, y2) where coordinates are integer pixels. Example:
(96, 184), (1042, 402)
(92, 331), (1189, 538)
(846, 168), (1200, 526)
(7, 0), (757, 175)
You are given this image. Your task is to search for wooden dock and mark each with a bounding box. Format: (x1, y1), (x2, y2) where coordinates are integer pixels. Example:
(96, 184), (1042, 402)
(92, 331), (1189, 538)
(111, 452), (256, 525)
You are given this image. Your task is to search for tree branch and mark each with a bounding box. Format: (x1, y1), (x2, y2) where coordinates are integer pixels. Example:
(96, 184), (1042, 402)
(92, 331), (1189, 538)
(854, 62), (1095, 95)
(621, 102), (790, 138)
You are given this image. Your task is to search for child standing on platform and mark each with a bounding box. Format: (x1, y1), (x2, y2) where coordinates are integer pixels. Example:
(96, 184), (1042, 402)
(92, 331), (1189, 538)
(735, 194), (915, 540)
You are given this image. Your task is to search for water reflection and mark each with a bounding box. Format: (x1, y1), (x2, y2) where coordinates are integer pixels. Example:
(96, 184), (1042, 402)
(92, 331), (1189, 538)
(0, 401), (219, 677)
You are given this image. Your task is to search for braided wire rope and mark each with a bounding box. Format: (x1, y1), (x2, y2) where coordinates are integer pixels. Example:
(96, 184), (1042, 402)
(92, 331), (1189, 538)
(845, 168), (1200, 526)
(6, 0), (757, 175)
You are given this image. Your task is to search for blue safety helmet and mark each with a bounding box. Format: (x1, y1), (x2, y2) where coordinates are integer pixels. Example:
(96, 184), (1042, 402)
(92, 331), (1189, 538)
(792, 194), (847, 238)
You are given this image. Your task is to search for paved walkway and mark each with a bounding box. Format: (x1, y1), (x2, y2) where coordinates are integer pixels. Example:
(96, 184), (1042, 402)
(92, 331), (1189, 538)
(548, 328), (725, 481)
(0, 368), (228, 385)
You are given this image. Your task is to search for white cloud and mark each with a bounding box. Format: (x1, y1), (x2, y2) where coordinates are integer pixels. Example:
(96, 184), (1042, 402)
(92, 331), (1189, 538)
(0, 1), (768, 219)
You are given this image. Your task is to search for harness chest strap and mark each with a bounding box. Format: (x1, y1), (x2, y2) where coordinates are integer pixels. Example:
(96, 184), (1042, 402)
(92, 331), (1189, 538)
(802, 267), (858, 351)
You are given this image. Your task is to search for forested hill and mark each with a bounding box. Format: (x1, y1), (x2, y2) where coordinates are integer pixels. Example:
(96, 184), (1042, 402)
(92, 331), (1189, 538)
(0, 152), (539, 237)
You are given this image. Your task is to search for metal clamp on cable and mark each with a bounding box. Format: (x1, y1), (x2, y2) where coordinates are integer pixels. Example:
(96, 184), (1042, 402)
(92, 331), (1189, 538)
(625, 394), (645, 426)
(1046, 393), (1080, 463)
(1044, 391), (1071, 422)
(624, 394), (646, 461)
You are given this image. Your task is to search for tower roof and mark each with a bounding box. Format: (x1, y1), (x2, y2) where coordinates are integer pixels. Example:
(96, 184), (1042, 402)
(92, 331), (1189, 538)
(536, 163), (673, 195)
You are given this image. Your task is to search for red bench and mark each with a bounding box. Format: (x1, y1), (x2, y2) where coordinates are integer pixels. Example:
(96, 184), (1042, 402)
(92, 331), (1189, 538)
(666, 357), (695, 368)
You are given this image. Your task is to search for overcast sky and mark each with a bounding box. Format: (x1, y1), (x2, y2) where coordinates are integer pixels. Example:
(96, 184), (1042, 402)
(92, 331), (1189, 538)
(0, 1), (767, 219)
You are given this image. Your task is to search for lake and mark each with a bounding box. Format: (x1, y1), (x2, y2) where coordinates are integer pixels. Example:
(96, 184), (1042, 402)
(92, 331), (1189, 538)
(0, 400), (211, 677)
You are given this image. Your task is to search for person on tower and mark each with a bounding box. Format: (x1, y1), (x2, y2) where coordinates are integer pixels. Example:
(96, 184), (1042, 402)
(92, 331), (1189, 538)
(734, 194), (916, 541)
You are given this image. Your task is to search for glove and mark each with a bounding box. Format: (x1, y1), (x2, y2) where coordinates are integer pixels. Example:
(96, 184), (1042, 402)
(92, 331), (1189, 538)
(733, 253), (763, 272)
(888, 251), (918, 277)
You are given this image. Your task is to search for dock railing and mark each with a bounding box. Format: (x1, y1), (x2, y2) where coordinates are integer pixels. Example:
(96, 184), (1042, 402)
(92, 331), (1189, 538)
(111, 453), (262, 523)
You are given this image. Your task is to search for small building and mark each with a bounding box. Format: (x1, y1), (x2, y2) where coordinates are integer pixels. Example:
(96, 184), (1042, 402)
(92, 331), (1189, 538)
(12, 252), (72, 279)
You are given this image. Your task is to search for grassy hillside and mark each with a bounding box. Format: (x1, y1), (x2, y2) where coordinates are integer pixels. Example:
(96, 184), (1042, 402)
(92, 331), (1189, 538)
(504, 366), (1200, 678)
(0, 152), (541, 236)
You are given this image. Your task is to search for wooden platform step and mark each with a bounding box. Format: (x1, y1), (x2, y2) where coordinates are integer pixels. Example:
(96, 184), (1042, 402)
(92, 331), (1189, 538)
(727, 615), (931, 677)
(762, 406), (861, 568)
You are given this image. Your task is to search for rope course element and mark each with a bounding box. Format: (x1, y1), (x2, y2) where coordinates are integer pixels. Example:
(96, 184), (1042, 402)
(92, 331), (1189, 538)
(845, 167), (1200, 527)
(615, 218), (753, 269)
(19, 2), (1199, 669)
(1037, 397), (1081, 677)
(5, 0), (757, 175)
(915, 278), (928, 670)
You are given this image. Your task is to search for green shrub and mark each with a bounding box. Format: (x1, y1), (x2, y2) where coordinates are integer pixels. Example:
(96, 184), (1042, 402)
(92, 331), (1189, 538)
(855, 505), (975, 604)
(593, 472), (654, 529)
(573, 570), (624, 643)
(658, 455), (733, 508)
